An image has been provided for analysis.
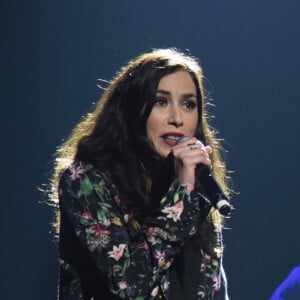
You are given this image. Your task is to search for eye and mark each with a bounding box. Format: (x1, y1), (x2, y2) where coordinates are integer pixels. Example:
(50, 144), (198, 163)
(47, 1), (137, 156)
(154, 97), (168, 107)
(183, 100), (197, 111)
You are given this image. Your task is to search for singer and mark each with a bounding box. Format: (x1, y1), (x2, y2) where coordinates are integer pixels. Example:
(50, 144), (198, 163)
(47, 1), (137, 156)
(48, 48), (231, 299)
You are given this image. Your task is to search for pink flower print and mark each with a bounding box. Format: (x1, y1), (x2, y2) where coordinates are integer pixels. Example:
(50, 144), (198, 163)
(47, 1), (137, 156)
(155, 250), (167, 267)
(138, 241), (149, 250)
(69, 165), (86, 181)
(151, 286), (159, 297)
(212, 274), (221, 291)
(82, 211), (93, 220)
(161, 201), (184, 222)
(146, 227), (157, 238)
(88, 223), (110, 237)
(118, 281), (128, 290)
(107, 244), (127, 261)
(146, 227), (159, 244)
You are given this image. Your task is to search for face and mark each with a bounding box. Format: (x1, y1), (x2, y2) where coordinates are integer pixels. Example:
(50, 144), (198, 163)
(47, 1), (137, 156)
(146, 70), (199, 157)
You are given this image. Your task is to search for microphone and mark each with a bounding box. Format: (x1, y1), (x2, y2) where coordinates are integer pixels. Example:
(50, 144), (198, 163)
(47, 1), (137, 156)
(175, 136), (232, 216)
(196, 165), (231, 216)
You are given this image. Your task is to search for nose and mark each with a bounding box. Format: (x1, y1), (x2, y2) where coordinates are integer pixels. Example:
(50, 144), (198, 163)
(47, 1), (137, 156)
(167, 105), (183, 127)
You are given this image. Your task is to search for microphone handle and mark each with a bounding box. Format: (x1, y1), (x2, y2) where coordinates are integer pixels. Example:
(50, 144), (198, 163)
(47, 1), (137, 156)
(196, 165), (231, 216)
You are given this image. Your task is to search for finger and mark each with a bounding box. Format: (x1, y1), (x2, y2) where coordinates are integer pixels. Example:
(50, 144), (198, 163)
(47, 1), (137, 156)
(204, 145), (212, 155)
(174, 145), (212, 167)
(173, 141), (205, 159)
(173, 137), (202, 152)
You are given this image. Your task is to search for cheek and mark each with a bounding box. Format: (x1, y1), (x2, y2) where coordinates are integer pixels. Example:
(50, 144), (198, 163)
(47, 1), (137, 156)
(187, 113), (199, 134)
(193, 118), (199, 132)
(146, 112), (159, 139)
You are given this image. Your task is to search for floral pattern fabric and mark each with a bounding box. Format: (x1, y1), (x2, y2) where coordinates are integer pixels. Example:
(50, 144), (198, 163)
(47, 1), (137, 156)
(58, 161), (229, 299)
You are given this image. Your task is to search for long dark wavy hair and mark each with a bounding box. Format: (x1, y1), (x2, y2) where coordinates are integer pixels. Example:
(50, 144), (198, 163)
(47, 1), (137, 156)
(49, 48), (231, 256)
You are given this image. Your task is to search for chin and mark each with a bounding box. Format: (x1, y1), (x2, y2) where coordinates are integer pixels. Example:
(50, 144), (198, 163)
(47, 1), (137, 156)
(152, 143), (170, 158)
(158, 149), (169, 158)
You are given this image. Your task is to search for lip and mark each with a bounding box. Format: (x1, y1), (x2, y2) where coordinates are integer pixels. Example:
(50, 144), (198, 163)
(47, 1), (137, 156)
(161, 132), (184, 147)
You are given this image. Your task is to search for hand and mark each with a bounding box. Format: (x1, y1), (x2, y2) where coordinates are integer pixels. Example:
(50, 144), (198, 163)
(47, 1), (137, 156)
(171, 137), (212, 190)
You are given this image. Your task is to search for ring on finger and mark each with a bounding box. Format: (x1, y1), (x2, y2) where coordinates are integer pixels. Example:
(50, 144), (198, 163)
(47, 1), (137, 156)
(188, 143), (197, 150)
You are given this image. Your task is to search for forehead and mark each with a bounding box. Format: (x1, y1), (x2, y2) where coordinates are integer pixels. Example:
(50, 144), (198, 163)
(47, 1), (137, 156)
(157, 70), (197, 94)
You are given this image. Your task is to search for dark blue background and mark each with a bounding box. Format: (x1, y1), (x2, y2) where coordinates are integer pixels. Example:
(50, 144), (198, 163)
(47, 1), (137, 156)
(2, 1), (300, 299)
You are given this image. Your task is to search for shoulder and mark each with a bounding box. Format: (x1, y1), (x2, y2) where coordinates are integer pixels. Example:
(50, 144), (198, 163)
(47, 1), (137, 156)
(60, 161), (109, 185)
(59, 161), (114, 198)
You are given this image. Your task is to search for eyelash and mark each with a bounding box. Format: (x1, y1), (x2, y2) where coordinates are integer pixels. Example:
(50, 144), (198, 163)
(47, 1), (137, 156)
(183, 100), (197, 110)
(154, 97), (197, 111)
(154, 97), (168, 106)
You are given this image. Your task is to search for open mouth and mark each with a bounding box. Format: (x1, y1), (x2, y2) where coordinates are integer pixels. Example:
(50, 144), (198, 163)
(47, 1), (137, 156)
(161, 134), (184, 146)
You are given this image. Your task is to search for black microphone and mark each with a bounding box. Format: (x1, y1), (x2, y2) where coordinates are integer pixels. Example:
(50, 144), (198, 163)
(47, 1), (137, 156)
(195, 165), (231, 216)
(175, 136), (232, 216)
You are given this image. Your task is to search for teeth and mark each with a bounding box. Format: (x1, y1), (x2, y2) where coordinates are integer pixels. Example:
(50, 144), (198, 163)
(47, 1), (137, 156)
(164, 136), (181, 141)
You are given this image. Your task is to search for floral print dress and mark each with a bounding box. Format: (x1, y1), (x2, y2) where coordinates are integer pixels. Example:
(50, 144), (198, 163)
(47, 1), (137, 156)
(58, 161), (229, 300)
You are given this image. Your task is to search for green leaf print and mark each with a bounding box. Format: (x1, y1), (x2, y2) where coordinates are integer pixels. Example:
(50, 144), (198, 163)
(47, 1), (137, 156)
(112, 264), (122, 276)
(96, 210), (107, 222)
(78, 176), (94, 197)
(160, 196), (167, 204)
(94, 180), (108, 196)
(173, 192), (179, 203)
(80, 218), (91, 226)
(120, 257), (131, 276)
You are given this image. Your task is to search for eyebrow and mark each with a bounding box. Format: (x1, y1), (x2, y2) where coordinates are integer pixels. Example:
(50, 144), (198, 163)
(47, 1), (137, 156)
(156, 89), (197, 98)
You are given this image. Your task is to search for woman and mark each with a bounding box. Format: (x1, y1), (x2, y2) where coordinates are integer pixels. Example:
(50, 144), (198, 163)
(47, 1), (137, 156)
(49, 48), (231, 299)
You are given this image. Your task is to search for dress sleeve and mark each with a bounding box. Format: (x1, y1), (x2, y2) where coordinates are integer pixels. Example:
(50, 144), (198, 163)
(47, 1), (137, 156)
(59, 162), (211, 299)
